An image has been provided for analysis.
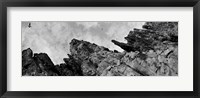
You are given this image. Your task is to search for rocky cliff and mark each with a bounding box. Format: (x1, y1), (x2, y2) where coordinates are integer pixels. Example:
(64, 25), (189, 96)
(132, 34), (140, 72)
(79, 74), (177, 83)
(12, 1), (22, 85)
(22, 22), (178, 76)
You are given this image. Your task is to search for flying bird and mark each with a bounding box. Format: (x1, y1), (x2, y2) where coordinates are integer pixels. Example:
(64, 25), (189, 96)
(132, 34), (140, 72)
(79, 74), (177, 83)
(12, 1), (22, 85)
(28, 23), (31, 28)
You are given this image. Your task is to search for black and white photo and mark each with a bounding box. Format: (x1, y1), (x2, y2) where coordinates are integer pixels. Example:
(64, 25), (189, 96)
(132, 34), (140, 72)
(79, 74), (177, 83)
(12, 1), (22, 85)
(22, 22), (178, 76)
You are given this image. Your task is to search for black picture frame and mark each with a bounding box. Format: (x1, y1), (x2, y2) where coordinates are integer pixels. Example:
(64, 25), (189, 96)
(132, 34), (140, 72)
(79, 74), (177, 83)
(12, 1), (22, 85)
(0, 0), (200, 98)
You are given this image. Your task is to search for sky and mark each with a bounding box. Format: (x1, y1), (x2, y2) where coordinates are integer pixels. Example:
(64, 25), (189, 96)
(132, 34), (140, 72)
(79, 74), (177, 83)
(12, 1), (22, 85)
(22, 21), (145, 64)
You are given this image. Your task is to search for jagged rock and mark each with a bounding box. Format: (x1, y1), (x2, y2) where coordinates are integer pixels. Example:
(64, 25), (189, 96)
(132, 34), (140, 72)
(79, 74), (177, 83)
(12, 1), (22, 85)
(22, 48), (59, 76)
(81, 60), (97, 76)
(123, 66), (141, 76)
(63, 54), (83, 76)
(22, 22), (178, 76)
(22, 48), (33, 68)
(70, 39), (98, 60)
(33, 53), (59, 76)
(55, 63), (74, 76)
(111, 40), (136, 52)
(22, 48), (40, 76)
(34, 53), (54, 69)
(143, 22), (178, 37)
(114, 50), (119, 53)
(97, 55), (121, 76)
(113, 22), (178, 53)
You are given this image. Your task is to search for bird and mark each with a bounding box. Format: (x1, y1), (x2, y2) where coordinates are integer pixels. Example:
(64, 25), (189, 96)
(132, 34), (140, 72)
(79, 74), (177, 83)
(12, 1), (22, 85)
(28, 23), (31, 28)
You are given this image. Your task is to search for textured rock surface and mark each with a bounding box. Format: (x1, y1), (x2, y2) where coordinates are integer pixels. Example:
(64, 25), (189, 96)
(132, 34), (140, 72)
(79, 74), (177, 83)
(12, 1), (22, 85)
(22, 22), (178, 76)
(22, 48), (59, 76)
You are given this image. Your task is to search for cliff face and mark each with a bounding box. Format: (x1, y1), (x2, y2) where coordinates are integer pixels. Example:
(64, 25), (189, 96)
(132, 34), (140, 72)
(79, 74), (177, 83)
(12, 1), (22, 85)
(22, 22), (178, 76)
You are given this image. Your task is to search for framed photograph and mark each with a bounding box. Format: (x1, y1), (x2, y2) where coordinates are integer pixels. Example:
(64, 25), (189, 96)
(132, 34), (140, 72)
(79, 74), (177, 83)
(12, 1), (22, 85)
(0, 0), (200, 98)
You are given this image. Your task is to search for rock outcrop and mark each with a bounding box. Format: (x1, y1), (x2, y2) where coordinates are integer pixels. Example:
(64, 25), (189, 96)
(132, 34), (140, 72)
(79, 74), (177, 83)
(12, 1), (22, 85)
(22, 48), (59, 76)
(22, 22), (178, 76)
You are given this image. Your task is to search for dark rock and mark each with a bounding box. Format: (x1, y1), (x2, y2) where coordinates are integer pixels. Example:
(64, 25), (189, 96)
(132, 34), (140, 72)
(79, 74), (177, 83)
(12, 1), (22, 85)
(111, 40), (137, 52)
(70, 39), (95, 61)
(114, 50), (119, 53)
(22, 48), (33, 68)
(143, 22), (178, 37)
(56, 63), (75, 76)
(22, 22), (178, 76)
(22, 48), (41, 76)
(63, 55), (83, 76)
(81, 60), (97, 76)
(116, 22), (178, 52)
(33, 53), (54, 69)
(22, 48), (62, 76)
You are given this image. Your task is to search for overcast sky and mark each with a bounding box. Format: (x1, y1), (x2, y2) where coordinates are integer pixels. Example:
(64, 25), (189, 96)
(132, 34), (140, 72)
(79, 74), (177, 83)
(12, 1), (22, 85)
(22, 21), (145, 64)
